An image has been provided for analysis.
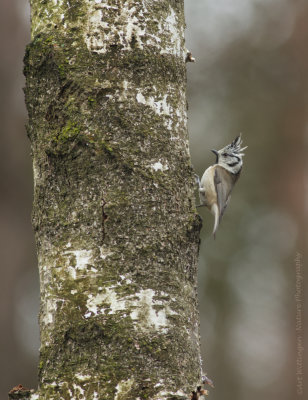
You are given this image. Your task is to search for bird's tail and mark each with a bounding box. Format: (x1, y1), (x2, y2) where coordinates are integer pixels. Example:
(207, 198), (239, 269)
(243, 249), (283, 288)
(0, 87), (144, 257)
(211, 203), (220, 239)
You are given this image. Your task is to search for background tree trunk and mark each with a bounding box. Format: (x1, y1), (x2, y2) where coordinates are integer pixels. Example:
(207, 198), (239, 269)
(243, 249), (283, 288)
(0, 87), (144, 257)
(23, 0), (202, 398)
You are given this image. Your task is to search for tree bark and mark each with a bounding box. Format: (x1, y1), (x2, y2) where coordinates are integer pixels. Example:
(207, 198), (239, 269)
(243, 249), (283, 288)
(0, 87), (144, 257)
(23, 0), (202, 399)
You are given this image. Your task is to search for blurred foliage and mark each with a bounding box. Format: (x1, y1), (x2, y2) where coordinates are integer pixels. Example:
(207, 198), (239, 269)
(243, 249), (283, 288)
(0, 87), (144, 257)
(185, 1), (307, 400)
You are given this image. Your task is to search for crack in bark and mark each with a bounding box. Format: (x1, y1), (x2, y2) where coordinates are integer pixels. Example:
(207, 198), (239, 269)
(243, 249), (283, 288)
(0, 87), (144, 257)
(101, 196), (108, 244)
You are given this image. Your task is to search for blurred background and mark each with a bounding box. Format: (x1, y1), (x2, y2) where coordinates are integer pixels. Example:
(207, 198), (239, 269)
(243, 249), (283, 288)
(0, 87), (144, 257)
(0, 0), (306, 399)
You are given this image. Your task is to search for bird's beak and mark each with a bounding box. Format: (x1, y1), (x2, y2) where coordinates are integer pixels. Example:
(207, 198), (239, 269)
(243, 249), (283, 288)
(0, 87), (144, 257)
(211, 149), (219, 163)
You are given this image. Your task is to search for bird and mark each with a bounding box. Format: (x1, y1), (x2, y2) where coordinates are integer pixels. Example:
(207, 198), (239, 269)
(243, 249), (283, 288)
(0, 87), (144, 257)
(196, 135), (247, 238)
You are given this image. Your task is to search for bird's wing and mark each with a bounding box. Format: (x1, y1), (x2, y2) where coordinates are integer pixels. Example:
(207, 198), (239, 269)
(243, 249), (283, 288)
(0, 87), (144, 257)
(214, 166), (239, 221)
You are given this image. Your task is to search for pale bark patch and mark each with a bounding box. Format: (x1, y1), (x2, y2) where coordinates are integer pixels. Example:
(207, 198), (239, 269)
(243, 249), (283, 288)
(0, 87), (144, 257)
(84, 1), (146, 53)
(151, 160), (169, 171)
(154, 389), (187, 399)
(29, 394), (39, 400)
(75, 373), (92, 382)
(136, 91), (171, 116)
(114, 379), (134, 400)
(43, 296), (59, 325)
(85, 287), (178, 333)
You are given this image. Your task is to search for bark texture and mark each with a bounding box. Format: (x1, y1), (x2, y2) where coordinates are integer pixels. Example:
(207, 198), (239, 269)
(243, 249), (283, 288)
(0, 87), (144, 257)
(24, 0), (202, 399)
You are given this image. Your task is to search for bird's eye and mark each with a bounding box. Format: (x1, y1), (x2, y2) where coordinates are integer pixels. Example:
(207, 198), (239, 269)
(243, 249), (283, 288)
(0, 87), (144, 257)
(222, 153), (228, 157)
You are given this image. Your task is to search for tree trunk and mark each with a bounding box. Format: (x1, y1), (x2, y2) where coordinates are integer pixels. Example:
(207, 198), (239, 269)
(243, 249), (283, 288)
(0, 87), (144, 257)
(23, 0), (202, 398)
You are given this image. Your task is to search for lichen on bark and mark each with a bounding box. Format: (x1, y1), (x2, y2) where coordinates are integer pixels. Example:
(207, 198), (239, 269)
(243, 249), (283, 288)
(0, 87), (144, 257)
(24, 1), (203, 399)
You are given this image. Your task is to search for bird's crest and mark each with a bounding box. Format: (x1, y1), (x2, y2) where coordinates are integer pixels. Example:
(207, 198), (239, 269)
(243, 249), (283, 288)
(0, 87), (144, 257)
(222, 134), (247, 157)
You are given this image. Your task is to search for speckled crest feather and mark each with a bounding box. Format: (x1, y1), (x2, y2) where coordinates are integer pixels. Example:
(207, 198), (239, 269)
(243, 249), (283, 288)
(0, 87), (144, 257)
(220, 134), (247, 157)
